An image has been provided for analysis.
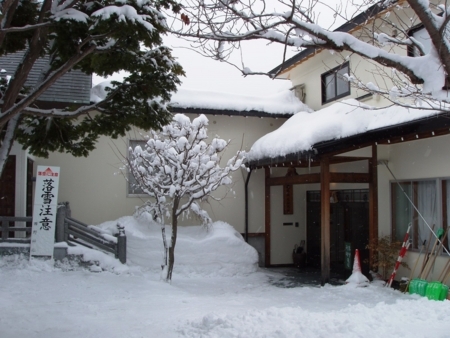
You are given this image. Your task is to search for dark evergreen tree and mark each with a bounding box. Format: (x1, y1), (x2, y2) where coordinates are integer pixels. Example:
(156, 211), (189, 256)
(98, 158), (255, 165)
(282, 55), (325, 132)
(0, 0), (184, 174)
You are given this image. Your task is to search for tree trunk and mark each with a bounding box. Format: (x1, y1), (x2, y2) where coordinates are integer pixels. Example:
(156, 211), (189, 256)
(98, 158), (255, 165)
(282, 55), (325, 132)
(0, 0), (51, 177)
(161, 199), (179, 283)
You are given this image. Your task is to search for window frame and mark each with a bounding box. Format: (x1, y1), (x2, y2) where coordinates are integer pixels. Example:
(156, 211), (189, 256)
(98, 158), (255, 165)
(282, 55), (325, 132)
(321, 62), (351, 104)
(390, 177), (449, 252)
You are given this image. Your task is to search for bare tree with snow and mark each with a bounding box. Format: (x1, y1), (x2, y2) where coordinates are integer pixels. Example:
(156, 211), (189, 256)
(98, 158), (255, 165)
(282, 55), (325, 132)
(168, 0), (450, 110)
(0, 0), (184, 177)
(128, 114), (244, 282)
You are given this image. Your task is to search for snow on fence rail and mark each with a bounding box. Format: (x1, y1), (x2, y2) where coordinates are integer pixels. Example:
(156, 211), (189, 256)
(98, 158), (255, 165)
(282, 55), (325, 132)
(64, 217), (126, 264)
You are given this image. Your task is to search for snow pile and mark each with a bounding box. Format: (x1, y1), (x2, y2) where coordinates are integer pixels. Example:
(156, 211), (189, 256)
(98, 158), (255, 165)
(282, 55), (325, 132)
(180, 295), (449, 337)
(91, 81), (310, 115)
(246, 99), (441, 161)
(346, 270), (370, 286)
(0, 253), (56, 272)
(1, 233), (450, 337)
(96, 216), (259, 277)
(66, 244), (130, 274)
(346, 249), (370, 287)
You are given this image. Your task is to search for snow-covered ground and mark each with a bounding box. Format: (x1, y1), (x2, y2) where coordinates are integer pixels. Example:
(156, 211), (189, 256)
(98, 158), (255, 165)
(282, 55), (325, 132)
(1, 217), (450, 338)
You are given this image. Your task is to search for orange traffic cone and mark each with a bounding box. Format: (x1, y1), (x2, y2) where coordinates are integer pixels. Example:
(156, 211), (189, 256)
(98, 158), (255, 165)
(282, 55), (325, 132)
(345, 249), (369, 286)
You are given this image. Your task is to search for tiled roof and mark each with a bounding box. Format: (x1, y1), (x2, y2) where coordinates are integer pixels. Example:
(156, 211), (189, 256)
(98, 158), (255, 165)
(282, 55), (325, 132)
(0, 51), (92, 105)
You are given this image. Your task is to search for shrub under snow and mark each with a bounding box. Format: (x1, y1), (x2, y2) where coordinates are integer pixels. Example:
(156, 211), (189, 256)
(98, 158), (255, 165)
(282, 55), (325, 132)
(97, 216), (259, 277)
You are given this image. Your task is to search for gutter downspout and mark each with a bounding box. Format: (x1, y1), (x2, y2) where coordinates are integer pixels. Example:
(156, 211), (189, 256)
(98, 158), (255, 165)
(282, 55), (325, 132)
(244, 168), (253, 243)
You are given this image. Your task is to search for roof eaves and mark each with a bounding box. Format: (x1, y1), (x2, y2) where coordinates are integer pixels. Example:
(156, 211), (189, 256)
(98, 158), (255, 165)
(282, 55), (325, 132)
(170, 106), (294, 119)
(246, 149), (317, 169)
(246, 111), (450, 167)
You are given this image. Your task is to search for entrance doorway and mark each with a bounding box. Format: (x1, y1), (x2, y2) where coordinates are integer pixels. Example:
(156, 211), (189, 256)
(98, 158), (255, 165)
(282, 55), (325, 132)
(306, 189), (370, 275)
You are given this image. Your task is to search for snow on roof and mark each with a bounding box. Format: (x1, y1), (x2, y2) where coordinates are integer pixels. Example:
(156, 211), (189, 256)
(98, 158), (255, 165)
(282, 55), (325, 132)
(170, 88), (310, 115)
(91, 81), (311, 115)
(246, 99), (441, 161)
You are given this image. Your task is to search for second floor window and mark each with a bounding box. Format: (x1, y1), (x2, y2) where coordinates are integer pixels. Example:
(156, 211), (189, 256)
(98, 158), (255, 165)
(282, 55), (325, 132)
(321, 62), (350, 104)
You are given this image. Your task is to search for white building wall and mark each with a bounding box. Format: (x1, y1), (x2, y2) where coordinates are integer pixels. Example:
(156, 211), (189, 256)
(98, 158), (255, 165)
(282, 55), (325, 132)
(284, 3), (421, 112)
(288, 50), (400, 111)
(36, 114), (286, 233)
(270, 183), (306, 265)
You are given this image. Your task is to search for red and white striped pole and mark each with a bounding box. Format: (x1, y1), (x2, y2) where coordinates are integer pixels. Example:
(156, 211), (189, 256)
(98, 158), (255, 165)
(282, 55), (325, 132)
(386, 224), (411, 288)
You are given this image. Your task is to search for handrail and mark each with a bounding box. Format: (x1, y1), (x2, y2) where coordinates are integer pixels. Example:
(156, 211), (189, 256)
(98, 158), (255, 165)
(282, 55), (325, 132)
(1, 217), (32, 240)
(65, 217), (115, 245)
(1, 213), (126, 264)
(64, 216), (126, 263)
(66, 223), (116, 255)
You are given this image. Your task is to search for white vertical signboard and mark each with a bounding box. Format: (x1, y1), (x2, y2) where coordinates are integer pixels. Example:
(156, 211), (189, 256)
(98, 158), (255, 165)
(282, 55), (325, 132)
(30, 166), (60, 258)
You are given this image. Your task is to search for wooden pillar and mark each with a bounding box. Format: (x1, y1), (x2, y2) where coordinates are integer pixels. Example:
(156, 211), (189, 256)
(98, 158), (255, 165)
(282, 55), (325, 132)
(320, 157), (330, 285)
(369, 145), (379, 269)
(264, 167), (271, 267)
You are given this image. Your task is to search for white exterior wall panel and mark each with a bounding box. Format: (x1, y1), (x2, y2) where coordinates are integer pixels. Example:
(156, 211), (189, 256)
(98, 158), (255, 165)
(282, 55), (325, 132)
(36, 114), (285, 233)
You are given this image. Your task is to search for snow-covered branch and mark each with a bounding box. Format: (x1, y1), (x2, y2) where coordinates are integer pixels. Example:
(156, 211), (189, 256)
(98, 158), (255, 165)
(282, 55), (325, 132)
(19, 102), (105, 118)
(168, 0), (450, 105)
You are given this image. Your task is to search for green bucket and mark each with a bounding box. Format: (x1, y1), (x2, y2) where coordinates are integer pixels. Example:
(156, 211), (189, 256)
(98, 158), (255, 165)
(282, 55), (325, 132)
(441, 284), (449, 301)
(409, 278), (428, 296)
(426, 281), (449, 301)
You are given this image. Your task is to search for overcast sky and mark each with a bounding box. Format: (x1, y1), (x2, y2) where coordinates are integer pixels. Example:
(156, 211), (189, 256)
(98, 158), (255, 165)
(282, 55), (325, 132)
(93, 1), (356, 98)
(93, 36), (295, 97)
(164, 36), (295, 97)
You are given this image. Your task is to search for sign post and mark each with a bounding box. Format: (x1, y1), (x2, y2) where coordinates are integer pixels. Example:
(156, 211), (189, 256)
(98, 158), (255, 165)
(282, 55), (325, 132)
(30, 166), (60, 259)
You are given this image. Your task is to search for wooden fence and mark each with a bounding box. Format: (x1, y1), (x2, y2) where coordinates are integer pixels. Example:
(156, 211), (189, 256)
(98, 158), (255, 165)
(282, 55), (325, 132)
(0, 216), (32, 241)
(64, 217), (126, 264)
(0, 205), (126, 263)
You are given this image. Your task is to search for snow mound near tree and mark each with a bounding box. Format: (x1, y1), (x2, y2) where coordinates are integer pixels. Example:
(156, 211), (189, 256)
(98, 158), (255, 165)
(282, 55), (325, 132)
(96, 217), (259, 277)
